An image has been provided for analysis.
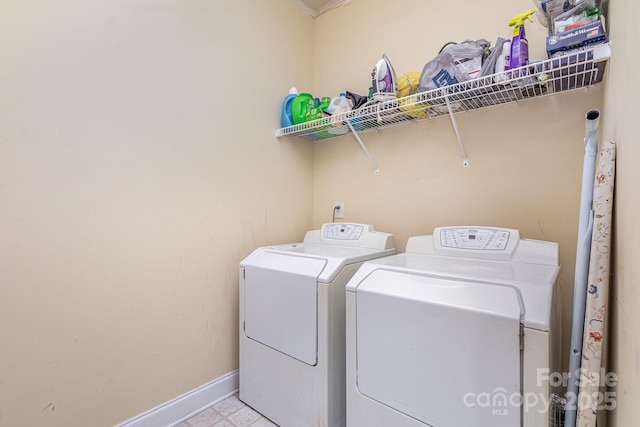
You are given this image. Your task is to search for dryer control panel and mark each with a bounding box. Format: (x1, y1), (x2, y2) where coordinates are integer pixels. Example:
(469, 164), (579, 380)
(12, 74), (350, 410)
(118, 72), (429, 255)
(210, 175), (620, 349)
(323, 223), (365, 240)
(303, 223), (395, 250)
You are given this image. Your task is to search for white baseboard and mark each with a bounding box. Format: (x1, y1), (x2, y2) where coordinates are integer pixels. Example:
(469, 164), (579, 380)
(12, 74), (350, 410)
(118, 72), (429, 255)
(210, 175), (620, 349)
(116, 370), (239, 427)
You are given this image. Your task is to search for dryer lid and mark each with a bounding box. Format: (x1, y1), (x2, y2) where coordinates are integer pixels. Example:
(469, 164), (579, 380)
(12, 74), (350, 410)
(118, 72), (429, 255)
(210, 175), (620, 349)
(242, 244), (394, 283)
(243, 251), (326, 365)
(240, 223), (395, 283)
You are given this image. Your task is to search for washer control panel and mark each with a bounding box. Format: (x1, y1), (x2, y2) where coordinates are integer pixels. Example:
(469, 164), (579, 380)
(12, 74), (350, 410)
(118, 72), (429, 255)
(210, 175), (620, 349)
(323, 223), (365, 240)
(432, 226), (520, 260)
(439, 227), (512, 250)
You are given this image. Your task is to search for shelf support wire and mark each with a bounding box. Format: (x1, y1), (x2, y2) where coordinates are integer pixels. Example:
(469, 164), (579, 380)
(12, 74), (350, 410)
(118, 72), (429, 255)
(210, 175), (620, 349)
(445, 94), (469, 168)
(346, 120), (380, 175)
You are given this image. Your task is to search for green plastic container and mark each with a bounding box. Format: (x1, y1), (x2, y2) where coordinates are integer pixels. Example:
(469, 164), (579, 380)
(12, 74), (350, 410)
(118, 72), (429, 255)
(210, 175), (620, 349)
(291, 93), (325, 124)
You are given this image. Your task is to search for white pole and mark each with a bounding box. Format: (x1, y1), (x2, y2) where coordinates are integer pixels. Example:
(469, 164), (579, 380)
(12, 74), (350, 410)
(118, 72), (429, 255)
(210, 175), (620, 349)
(565, 109), (600, 427)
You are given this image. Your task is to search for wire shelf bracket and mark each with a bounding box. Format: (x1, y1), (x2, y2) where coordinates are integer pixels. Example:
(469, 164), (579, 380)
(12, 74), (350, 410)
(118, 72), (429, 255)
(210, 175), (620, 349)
(346, 120), (380, 175)
(444, 94), (469, 168)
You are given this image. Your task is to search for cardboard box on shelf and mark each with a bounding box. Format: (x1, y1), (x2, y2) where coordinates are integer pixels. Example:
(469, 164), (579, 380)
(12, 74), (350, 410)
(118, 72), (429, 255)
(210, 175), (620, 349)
(545, 18), (609, 92)
(546, 20), (608, 58)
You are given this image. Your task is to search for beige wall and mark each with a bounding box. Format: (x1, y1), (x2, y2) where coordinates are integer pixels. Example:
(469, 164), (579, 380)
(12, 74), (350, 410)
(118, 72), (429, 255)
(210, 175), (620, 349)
(603, 1), (640, 426)
(312, 0), (602, 375)
(0, 1), (314, 426)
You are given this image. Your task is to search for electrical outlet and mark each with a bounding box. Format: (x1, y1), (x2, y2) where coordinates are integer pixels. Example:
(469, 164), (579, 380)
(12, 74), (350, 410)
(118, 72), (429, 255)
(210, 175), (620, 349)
(335, 202), (345, 219)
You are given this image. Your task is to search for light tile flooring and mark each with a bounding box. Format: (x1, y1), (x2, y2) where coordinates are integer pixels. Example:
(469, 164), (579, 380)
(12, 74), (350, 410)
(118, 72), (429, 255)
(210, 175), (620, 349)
(177, 393), (277, 427)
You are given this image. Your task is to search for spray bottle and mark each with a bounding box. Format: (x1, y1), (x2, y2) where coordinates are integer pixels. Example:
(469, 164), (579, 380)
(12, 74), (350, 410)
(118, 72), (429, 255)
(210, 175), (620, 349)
(509, 9), (537, 71)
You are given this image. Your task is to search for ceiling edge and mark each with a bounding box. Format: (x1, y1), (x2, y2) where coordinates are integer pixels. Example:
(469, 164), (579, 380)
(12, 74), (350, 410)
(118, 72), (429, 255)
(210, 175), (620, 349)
(291, 0), (351, 18)
(291, 0), (319, 18)
(317, 0), (351, 16)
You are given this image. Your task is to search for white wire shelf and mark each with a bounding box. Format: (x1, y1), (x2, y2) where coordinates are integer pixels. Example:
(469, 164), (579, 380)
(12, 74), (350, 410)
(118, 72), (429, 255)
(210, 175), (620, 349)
(275, 44), (611, 142)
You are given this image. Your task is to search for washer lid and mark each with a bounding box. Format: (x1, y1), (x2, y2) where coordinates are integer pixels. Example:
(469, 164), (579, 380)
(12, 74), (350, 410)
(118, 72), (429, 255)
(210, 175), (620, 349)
(355, 268), (523, 426)
(346, 252), (558, 331)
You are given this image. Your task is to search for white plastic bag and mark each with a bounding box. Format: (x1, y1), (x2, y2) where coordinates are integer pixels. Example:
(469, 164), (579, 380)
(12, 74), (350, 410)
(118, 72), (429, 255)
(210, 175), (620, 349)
(418, 51), (470, 92)
(445, 42), (486, 79)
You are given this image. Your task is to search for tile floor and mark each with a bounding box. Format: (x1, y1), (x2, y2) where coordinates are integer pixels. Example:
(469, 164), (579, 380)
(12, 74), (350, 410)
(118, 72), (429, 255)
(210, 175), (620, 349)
(177, 393), (277, 427)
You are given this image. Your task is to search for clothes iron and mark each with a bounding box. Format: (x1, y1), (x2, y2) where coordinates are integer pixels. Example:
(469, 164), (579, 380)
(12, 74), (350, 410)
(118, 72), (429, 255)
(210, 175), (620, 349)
(371, 54), (397, 102)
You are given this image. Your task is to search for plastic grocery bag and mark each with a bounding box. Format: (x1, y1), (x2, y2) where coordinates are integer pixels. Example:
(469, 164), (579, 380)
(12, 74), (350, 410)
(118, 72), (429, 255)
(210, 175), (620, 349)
(418, 40), (490, 92)
(418, 50), (471, 92)
(445, 42), (486, 79)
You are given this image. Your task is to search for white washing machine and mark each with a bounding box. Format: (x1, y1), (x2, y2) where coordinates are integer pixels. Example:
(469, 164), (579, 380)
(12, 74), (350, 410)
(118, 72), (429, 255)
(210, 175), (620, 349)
(346, 226), (562, 427)
(239, 223), (395, 427)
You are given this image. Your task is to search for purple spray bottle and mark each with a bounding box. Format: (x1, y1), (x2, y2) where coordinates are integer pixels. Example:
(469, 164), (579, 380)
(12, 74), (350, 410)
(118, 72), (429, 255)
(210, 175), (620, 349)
(509, 9), (537, 73)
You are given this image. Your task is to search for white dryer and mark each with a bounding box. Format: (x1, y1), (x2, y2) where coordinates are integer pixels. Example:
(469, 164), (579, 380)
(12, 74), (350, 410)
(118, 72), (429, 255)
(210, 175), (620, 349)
(240, 223), (395, 427)
(346, 226), (561, 427)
